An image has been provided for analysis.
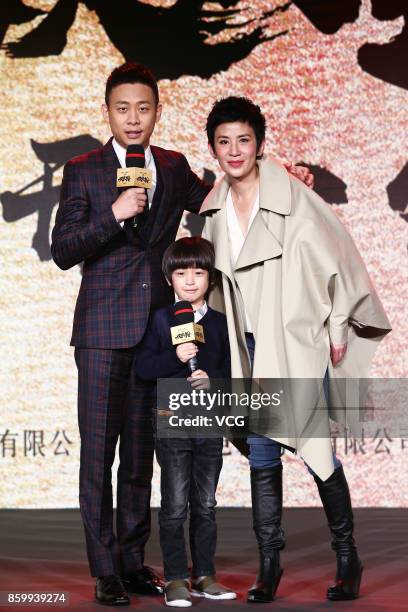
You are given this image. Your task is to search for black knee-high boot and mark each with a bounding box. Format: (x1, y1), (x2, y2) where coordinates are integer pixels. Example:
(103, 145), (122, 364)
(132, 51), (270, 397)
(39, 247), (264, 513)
(247, 465), (285, 603)
(313, 465), (363, 600)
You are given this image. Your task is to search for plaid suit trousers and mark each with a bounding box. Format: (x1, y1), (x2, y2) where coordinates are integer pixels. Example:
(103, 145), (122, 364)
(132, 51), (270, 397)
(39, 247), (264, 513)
(75, 346), (154, 577)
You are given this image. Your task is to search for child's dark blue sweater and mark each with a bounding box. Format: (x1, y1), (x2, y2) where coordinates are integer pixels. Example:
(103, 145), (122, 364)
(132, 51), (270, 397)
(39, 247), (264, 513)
(135, 304), (231, 380)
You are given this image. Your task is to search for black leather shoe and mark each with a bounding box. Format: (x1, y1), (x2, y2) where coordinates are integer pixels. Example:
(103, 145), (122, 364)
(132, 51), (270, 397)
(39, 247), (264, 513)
(313, 466), (363, 600)
(248, 551), (283, 603)
(95, 575), (130, 606)
(122, 566), (164, 595)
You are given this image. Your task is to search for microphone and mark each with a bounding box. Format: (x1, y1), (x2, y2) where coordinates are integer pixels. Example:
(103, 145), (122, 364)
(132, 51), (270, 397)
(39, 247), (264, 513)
(171, 301), (205, 373)
(116, 144), (153, 228)
(127, 144), (146, 229)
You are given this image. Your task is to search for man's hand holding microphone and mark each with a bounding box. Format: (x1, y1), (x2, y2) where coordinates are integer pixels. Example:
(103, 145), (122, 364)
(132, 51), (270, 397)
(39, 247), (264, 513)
(112, 144), (152, 227)
(112, 187), (147, 223)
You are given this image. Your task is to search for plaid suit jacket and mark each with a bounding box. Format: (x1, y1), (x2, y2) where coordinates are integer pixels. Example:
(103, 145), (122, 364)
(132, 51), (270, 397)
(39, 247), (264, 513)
(51, 138), (210, 348)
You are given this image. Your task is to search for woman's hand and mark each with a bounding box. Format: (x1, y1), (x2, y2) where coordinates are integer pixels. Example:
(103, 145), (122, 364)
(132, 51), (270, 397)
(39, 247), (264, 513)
(330, 343), (347, 367)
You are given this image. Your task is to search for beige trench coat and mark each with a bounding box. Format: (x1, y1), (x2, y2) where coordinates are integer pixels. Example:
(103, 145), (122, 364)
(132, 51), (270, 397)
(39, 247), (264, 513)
(200, 159), (391, 479)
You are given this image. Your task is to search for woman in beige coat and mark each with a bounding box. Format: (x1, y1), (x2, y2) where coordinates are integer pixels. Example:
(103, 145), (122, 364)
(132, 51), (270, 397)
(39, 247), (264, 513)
(200, 97), (391, 603)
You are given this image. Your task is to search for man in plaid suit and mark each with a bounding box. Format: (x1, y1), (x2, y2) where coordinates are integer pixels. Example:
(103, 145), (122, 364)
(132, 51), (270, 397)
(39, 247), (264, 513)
(51, 63), (210, 605)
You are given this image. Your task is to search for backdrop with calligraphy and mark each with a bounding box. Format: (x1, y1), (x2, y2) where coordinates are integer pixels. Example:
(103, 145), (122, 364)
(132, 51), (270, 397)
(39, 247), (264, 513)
(1, 0), (407, 508)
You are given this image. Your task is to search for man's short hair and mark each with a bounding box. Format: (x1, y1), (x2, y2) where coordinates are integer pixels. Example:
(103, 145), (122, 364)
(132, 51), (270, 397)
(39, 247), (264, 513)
(206, 96), (266, 153)
(162, 237), (216, 284)
(105, 62), (159, 106)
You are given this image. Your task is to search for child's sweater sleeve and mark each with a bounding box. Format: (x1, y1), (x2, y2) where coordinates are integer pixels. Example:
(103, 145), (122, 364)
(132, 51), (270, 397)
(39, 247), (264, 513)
(134, 311), (182, 381)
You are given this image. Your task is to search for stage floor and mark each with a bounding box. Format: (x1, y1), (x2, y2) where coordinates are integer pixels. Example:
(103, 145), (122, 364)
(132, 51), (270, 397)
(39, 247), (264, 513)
(0, 508), (406, 610)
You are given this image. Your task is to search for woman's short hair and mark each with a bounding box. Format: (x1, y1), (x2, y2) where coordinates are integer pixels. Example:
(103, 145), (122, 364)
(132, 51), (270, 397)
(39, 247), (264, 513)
(206, 96), (266, 152)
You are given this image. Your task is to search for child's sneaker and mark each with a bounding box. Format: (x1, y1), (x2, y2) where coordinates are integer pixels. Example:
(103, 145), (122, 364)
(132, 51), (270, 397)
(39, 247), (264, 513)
(191, 575), (237, 600)
(165, 580), (192, 607)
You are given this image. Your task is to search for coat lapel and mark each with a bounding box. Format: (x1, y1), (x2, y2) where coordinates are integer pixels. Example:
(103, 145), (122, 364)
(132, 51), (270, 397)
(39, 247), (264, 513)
(234, 212), (282, 270)
(235, 158), (291, 268)
(148, 146), (175, 245)
(102, 137), (121, 204)
(211, 207), (235, 282)
(236, 158), (292, 269)
(201, 175), (235, 281)
(201, 158), (291, 272)
(258, 157), (292, 216)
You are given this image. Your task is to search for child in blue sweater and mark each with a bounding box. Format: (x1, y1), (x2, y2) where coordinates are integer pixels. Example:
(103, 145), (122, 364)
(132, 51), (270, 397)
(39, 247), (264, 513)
(135, 237), (236, 607)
